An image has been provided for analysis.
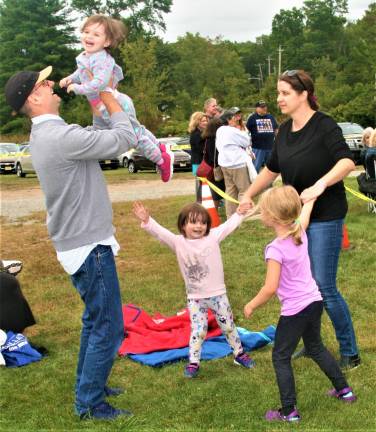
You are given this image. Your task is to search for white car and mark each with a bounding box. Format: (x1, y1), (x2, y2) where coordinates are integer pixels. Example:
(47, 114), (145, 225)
(15, 145), (36, 177)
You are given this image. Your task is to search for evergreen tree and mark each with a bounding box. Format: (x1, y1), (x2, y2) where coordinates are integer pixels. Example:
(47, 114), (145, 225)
(0, 0), (77, 132)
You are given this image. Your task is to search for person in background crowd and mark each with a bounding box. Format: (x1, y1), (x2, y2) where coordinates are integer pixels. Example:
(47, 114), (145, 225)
(201, 117), (226, 209)
(241, 69), (360, 371)
(361, 127), (373, 147)
(217, 109), (252, 218)
(188, 111), (209, 201)
(204, 98), (219, 119)
(246, 100), (278, 172)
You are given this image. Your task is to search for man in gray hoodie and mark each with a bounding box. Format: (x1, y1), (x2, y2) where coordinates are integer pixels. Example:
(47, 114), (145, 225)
(5, 66), (136, 420)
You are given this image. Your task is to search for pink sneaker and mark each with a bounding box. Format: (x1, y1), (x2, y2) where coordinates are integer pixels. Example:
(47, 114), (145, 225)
(158, 143), (174, 182)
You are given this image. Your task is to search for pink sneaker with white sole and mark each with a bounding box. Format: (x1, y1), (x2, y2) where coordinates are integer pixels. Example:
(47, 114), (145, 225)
(158, 143), (174, 182)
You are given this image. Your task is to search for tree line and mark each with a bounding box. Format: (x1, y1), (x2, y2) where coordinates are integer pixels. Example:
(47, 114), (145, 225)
(0, 0), (375, 137)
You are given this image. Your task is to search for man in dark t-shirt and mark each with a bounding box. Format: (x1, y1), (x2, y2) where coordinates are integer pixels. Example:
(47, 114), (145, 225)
(246, 100), (278, 172)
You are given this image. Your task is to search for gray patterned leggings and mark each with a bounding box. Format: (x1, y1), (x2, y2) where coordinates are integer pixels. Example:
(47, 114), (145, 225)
(187, 293), (243, 364)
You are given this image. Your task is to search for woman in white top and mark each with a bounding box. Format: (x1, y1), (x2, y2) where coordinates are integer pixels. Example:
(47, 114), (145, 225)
(216, 109), (252, 218)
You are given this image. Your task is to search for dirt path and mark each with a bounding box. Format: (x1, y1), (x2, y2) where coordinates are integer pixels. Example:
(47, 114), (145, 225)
(0, 178), (195, 221)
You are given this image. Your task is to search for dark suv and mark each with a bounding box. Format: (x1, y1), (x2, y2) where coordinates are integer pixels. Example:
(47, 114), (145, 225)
(338, 122), (364, 164)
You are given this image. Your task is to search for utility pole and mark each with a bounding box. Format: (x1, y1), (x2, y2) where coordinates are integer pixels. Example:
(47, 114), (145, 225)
(278, 45), (284, 76)
(266, 55), (272, 76)
(258, 64), (264, 85)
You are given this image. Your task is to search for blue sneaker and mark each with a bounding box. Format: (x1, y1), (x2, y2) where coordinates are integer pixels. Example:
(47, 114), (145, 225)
(80, 401), (133, 420)
(234, 352), (255, 369)
(184, 363), (199, 378)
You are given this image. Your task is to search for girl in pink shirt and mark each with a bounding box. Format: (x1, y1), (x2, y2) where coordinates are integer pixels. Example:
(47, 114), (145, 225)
(244, 185), (356, 423)
(133, 201), (255, 378)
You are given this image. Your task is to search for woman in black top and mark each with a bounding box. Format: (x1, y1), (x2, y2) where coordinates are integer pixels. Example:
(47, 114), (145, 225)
(188, 112), (208, 201)
(242, 70), (360, 370)
(201, 117), (226, 208)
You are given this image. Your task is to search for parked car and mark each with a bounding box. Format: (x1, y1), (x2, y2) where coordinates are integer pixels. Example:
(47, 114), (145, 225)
(126, 147), (191, 174)
(99, 158), (119, 170)
(169, 136), (191, 155)
(338, 122), (364, 164)
(0, 142), (20, 174)
(117, 136), (191, 169)
(15, 145), (36, 177)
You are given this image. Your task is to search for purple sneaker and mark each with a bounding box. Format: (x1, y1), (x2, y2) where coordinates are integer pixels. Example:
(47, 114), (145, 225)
(328, 386), (357, 403)
(265, 408), (301, 422)
(234, 352), (255, 369)
(158, 143), (174, 182)
(184, 362), (199, 378)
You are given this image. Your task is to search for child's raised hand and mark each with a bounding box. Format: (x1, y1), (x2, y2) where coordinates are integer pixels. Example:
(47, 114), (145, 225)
(67, 84), (75, 94)
(244, 302), (254, 319)
(133, 201), (150, 223)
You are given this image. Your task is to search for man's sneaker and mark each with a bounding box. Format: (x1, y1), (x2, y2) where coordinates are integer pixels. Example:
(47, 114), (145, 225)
(0, 260), (23, 276)
(184, 362), (199, 378)
(158, 143), (174, 182)
(80, 401), (133, 420)
(339, 355), (361, 371)
(104, 385), (125, 397)
(234, 352), (255, 369)
(328, 386), (357, 403)
(265, 408), (301, 422)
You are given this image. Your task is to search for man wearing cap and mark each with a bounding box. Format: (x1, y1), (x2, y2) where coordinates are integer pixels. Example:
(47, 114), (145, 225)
(5, 66), (137, 420)
(246, 100), (278, 172)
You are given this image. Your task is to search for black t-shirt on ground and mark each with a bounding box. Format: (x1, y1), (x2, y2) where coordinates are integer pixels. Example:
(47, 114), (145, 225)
(267, 111), (354, 221)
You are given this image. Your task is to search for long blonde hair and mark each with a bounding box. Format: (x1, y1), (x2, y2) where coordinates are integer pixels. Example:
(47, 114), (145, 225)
(362, 127), (374, 146)
(369, 129), (376, 148)
(188, 111), (207, 133)
(258, 185), (303, 245)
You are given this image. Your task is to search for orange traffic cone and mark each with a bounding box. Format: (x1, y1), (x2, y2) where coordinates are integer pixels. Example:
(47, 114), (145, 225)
(342, 224), (351, 250)
(201, 180), (221, 227)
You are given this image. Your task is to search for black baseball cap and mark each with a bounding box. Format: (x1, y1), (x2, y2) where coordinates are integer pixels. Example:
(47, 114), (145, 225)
(5, 66), (52, 112)
(255, 100), (267, 107)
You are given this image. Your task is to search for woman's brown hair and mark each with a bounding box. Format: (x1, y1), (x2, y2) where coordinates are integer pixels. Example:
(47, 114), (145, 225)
(279, 69), (319, 111)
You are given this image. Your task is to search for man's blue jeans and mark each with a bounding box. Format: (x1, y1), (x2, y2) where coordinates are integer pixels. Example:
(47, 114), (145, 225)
(307, 219), (359, 357)
(253, 148), (272, 173)
(70, 245), (124, 415)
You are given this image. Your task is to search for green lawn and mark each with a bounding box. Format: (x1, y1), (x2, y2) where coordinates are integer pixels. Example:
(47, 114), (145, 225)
(0, 177), (375, 431)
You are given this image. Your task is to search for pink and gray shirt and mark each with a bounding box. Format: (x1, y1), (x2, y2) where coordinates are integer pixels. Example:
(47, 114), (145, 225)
(141, 212), (244, 299)
(265, 230), (323, 316)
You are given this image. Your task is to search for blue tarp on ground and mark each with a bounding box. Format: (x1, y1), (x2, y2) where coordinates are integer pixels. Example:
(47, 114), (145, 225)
(128, 325), (275, 367)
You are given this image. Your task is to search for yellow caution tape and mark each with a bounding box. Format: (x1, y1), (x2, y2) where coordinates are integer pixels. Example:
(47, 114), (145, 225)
(198, 177), (376, 206)
(197, 177), (240, 204)
(345, 186), (376, 204)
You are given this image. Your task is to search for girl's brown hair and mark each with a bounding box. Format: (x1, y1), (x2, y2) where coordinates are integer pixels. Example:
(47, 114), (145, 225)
(177, 203), (211, 237)
(278, 69), (319, 111)
(258, 185), (303, 245)
(81, 15), (127, 49)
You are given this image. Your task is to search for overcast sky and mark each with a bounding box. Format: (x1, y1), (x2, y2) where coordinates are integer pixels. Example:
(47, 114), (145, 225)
(156, 0), (372, 43)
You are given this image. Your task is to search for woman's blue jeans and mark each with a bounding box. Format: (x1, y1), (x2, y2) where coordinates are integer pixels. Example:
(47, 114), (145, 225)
(307, 219), (359, 357)
(70, 245), (124, 415)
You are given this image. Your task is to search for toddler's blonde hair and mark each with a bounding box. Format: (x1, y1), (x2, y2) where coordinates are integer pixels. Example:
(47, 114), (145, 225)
(258, 185), (303, 245)
(81, 15), (127, 49)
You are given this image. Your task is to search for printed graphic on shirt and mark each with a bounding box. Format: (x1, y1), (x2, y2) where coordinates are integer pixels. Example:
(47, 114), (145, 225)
(183, 254), (209, 292)
(256, 118), (274, 134)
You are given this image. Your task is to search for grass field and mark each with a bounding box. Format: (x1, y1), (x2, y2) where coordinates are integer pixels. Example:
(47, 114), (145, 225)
(0, 175), (375, 431)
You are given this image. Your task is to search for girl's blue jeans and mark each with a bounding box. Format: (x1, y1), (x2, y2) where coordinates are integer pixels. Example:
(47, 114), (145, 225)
(307, 219), (359, 357)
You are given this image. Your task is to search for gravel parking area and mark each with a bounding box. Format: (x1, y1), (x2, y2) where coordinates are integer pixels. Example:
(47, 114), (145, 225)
(0, 178), (195, 221)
